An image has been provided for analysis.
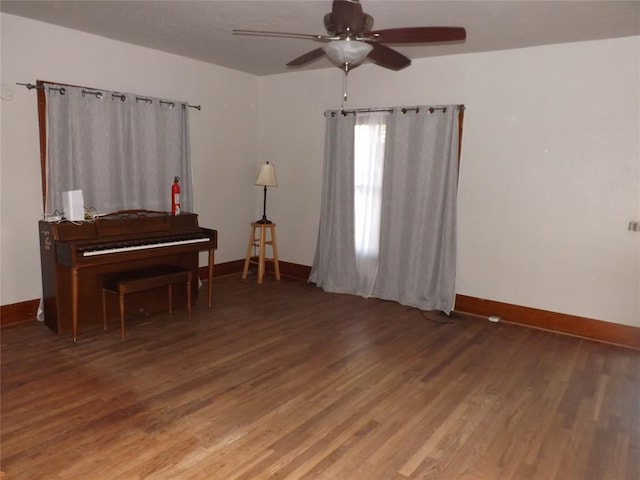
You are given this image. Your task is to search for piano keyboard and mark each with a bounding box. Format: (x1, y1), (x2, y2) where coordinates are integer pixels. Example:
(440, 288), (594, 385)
(83, 237), (211, 257)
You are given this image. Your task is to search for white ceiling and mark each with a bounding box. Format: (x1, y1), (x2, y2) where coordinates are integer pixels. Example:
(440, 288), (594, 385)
(2, 0), (639, 76)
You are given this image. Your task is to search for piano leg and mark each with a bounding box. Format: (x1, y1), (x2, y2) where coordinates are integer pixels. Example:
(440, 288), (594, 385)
(72, 268), (79, 342)
(208, 248), (214, 309)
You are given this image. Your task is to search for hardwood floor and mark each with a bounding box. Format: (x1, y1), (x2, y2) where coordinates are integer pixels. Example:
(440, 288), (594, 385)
(2, 275), (639, 479)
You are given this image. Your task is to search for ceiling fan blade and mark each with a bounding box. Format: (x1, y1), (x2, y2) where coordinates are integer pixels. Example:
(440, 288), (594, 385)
(367, 43), (411, 70)
(366, 27), (466, 43)
(233, 29), (332, 41)
(330, 0), (365, 34)
(286, 48), (326, 67)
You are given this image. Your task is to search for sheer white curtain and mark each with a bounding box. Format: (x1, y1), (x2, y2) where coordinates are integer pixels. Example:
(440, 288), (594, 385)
(310, 105), (461, 313)
(45, 83), (192, 216)
(354, 112), (387, 296)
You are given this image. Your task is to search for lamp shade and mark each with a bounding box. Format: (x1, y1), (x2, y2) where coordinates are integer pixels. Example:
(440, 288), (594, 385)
(255, 163), (277, 187)
(322, 40), (373, 67)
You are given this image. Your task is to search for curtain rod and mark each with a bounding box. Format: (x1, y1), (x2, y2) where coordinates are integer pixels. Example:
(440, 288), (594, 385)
(17, 82), (202, 111)
(324, 104), (465, 117)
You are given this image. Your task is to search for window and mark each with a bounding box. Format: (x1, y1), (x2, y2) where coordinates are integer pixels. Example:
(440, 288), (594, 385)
(311, 105), (463, 312)
(354, 113), (387, 260)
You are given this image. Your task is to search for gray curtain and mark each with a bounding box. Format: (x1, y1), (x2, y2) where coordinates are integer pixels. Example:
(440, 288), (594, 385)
(45, 83), (192, 215)
(309, 105), (460, 313)
(308, 112), (361, 294)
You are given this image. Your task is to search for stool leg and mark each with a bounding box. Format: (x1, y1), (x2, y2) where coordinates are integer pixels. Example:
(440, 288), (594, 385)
(258, 225), (266, 284)
(270, 225), (281, 281)
(102, 289), (108, 331)
(242, 224), (257, 280)
(119, 292), (125, 339)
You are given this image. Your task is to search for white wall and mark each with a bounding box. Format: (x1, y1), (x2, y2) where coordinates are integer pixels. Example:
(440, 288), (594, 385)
(257, 37), (640, 327)
(0, 13), (259, 305)
(2, 12), (638, 327)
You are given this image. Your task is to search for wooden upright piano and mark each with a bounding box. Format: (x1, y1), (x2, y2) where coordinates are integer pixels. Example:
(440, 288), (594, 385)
(38, 210), (217, 340)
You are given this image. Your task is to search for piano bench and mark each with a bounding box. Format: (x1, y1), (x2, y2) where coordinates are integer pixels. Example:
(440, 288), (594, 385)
(100, 265), (192, 338)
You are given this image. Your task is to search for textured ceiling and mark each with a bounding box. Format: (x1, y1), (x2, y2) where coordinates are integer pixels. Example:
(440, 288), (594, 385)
(2, 0), (639, 76)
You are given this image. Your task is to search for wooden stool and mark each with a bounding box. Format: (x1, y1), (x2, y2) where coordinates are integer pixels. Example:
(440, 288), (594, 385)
(101, 265), (191, 338)
(242, 222), (280, 284)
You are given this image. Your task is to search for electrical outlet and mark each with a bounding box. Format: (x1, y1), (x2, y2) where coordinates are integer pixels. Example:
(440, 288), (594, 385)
(629, 221), (640, 232)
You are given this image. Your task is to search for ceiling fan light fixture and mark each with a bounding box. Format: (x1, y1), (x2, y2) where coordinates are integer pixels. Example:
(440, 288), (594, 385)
(322, 40), (373, 67)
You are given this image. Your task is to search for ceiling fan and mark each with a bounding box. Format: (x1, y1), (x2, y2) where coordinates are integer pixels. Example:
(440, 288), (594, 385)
(232, 0), (466, 73)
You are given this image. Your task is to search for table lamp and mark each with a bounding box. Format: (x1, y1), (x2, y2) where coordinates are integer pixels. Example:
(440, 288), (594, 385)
(255, 162), (277, 224)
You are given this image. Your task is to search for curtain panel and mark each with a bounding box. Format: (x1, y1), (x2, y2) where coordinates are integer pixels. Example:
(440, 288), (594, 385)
(372, 106), (459, 312)
(45, 83), (192, 216)
(308, 113), (361, 293)
(310, 105), (461, 314)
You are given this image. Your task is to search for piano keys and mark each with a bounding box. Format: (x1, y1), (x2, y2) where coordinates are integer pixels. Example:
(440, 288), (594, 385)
(81, 235), (211, 257)
(39, 210), (217, 340)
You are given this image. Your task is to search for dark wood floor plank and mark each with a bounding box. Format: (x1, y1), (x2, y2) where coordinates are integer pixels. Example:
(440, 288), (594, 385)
(2, 275), (639, 479)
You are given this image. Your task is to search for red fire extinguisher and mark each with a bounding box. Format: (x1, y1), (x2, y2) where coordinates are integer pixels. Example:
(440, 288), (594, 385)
(171, 176), (181, 215)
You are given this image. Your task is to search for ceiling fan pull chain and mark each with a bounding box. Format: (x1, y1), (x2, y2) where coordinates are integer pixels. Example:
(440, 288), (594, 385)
(341, 62), (352, 107)
(343, 68), (348, 104)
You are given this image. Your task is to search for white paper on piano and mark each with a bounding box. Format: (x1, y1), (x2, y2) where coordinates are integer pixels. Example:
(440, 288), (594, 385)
(63, 189), (84, 221)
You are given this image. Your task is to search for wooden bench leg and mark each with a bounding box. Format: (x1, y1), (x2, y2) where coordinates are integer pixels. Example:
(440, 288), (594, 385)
(187, 274), (192, 320)
(119, 292), (125, 339)
(102, 289), (108, 331)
